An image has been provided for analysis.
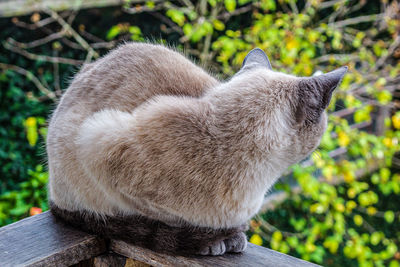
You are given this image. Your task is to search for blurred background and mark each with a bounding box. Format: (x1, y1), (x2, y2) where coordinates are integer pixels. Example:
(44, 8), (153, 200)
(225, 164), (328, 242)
(0, 0), (399, 266)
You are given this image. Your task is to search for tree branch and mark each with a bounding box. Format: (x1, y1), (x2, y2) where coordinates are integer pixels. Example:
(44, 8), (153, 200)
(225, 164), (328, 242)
(4, 39), (84, 65)
(373, 35), (400, 71)
(44, 9), (99, 60)
(216, 4), (253, 21)
(7, 32), (65, 49)
(329, 13), (384, 28)
(0, 62), (56, 100)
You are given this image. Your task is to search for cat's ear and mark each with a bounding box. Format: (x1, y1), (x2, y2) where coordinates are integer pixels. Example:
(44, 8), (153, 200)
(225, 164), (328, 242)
(296, 66), (347, 123)
(241, 48), (272, 70)
(309, 66), (348, 108)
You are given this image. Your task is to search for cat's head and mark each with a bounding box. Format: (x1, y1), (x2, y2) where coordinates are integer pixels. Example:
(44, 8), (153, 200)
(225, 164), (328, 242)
(225, 48), (347, 164)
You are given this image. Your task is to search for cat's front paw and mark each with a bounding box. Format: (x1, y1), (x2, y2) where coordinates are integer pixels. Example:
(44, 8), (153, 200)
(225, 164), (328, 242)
(197, 232), (247, 256)
(224, 232), (247, 253)
(198, 240), (226, 256)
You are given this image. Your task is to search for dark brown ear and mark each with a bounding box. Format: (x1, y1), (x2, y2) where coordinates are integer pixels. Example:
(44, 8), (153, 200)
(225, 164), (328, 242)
(296, 67), (347, 123)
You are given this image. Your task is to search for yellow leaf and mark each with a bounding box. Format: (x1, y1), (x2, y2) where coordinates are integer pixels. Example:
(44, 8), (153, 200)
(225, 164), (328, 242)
(335, 203), (345, 212)
(305, 242), (316, 252)
(329, 241), (339, 254)
(286, 38), (298, 50)
(249, 234), (263, 246)
(26, 117), (36, 127)
(304, 65), (313, 76)
(346, 200), (357, 212)
(311, 150), (324, 168)
(213, 20), (225, 31)
(310, 203), (325, 213)
(272, 231), (283, 242)
(367, 206), (377, 215)
(25, 117), (38, 147)
(392, 112), (400, 129)
(322, 165), (334, 181)
(338, 131), (350, 147)
(353, 214), (363, 226)
(343, 170), (355, 183)
(383, 137), (393, 148)
(347, 188), (356, 198)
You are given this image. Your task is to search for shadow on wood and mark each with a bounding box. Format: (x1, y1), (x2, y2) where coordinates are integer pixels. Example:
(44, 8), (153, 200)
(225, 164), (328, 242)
(0, 212), (321, 267)
(0, 212), (106, 266)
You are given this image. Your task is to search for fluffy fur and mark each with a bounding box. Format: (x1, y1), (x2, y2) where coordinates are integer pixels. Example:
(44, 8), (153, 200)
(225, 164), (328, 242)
(50, 201), (247, 255)
(47, 42), (346, 255)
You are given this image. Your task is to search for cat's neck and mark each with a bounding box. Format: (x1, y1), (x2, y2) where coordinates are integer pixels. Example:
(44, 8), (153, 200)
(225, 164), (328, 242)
(203, 80), (270, 151)
(202, 79), (294, 187)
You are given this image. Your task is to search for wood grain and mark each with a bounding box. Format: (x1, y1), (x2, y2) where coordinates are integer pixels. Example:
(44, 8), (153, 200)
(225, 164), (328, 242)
(110, 240), (321, 267)
(0, 210), (321, 267)
(0, 211), (106, 267)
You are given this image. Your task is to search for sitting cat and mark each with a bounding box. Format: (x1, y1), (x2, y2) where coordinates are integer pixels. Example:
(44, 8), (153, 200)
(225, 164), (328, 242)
(47, 42), (347, 255)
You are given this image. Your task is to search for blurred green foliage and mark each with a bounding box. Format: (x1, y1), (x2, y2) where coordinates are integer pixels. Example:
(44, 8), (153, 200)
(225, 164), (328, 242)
(0, 0), (400, 266)
(0, 68), (49, 191)
(0, 165), (48, 225)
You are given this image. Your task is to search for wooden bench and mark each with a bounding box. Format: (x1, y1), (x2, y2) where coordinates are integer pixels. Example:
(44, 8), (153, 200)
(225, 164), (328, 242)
(0, 212), (320, 266)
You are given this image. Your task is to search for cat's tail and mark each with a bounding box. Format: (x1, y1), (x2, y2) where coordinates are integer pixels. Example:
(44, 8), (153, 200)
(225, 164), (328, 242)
(50, 201), (247, 256)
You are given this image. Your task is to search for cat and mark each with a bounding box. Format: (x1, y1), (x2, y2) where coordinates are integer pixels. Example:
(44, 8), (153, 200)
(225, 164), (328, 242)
(47, 42), (347, 256)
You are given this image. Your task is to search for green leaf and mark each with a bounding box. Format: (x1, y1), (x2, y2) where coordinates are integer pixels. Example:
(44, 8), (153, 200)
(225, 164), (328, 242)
(353, 214), (363, 226)
(384, 211), (395, 223)
(145, 1), (155, 9)
(9, 205), (30, 216)
(183, 23), (193, 37)
(260, 0), (276, 11)
(387, 243), (398, 256)
(208, 0), (217, 7)
(106, 25), (121, 40)
(376, 90), (392, 105)
(224, 0), (236, 12)
(213, 19), (225, 31)
(238, 0), (252, 4)
(166, 9), (185, 26)
(354, 106), (372, 123)
(272, 231), (283, 242)
(129, 26), (143, 41)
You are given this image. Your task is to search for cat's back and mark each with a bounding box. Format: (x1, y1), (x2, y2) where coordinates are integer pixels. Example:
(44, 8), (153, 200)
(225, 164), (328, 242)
(48, 42), (219, 152)
(55, 42), (219, 115)
(47, 43), (219, 212)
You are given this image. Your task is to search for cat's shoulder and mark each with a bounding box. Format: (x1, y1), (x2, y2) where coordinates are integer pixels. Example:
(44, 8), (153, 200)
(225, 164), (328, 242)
(109, 42), (183, 58)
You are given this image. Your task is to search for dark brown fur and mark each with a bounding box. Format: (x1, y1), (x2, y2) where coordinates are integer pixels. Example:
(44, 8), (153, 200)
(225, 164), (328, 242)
(50, 202), (247, 256)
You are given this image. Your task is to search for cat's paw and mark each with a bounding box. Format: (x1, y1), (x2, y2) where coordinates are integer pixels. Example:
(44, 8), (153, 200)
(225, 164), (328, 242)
(224, 232), (247, 253)
(198, 240), (226, 256)
(197, 232), (247, 255)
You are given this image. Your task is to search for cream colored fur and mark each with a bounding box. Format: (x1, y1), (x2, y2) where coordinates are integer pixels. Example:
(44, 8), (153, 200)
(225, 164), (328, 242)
(47, 42), (330, 229)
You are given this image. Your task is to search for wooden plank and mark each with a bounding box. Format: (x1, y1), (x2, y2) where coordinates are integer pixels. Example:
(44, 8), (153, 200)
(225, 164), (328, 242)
(0, 211), (106, 267)
(0, 210), (321, 266)
(110, 240), (321, 267)
(0, 0), (123, 17)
